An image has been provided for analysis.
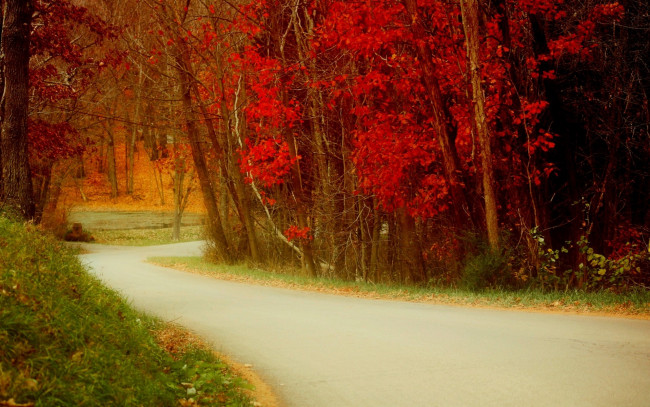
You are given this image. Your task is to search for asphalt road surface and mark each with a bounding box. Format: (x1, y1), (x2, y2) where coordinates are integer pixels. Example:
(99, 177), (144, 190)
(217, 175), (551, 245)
(80, 241), (650, 407)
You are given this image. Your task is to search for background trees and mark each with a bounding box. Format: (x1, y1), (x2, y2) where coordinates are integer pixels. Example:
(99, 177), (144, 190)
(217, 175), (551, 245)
(2, 0), (647, 289)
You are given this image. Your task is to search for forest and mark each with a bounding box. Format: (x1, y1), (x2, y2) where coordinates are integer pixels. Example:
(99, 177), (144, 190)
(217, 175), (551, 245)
(1, 0), (649, 291)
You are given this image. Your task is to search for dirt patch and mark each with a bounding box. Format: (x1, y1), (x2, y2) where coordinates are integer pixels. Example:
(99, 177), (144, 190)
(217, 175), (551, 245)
(213, 352), (283, 407)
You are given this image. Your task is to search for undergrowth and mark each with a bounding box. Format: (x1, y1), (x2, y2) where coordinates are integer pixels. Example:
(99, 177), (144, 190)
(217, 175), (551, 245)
(150, 256), (650, 316)
(0, 215), (251, 406)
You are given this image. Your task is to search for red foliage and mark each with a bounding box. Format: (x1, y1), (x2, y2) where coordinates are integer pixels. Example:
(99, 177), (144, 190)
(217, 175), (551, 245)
(153, 0), (626, 232)
(28, 120), (86, 164)
(30, 0), (119, 104)
(284, 225), (312, 242)
(239, 138), (298, 187)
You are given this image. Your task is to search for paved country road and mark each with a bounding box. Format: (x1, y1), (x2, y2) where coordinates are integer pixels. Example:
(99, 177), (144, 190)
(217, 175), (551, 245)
(80, 242), (650, 407)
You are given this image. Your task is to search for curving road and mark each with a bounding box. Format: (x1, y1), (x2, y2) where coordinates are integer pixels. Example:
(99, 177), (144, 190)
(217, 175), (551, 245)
(80, 242), (650, 407)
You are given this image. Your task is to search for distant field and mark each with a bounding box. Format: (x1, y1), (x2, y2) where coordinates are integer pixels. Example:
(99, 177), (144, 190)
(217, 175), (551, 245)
(68, 210), (206, 230)
(91, 225), (205, 246)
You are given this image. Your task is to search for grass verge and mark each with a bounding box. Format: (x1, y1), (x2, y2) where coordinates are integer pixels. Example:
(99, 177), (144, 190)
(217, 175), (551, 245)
(0, 216), (252, 406)
(150, 256), (650, 318)
(91, 225), (204, 246)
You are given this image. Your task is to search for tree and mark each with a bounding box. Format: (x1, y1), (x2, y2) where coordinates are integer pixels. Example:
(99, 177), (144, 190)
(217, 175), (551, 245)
(1, 0), (35, 219)
(460, 0), (499, 250)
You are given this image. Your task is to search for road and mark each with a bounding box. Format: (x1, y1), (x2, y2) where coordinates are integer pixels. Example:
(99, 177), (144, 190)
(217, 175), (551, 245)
(80, 241), (650, 407)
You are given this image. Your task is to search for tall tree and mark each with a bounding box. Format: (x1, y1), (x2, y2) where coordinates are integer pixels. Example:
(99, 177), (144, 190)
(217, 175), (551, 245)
(1, 0), (35, 219)
(460, 0), (499, 249)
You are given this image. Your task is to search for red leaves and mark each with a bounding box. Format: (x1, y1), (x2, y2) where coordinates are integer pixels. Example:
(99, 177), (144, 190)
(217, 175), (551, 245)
(239, 139), (299, 187)
(547, 3), (624, 61)
(185, 0), (622, 227)
(28, 120), (85, 163)
(30, 0), (118, 104)
(283, 225), (312, 242)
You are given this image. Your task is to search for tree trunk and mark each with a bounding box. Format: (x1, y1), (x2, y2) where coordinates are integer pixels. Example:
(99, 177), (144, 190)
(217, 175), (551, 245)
(397, 208), (426, 284)
(174, 47), (232, 263)
(359, 196), (372, 282)
(1, 0), (34, 219)
(370, 199), (382, 283)
(460, 0), (500, 249)
(212, 75), (261, 263)
(285, 121), (317, 277)
(33, 165), (52, 223)
(127, 70), (144, 195)
(104, 124), (119, 199)
(171, 164), (186, 241)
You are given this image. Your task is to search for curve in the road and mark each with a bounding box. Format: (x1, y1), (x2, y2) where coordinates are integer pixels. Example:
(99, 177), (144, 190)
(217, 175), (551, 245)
(80, 241), (650, 407)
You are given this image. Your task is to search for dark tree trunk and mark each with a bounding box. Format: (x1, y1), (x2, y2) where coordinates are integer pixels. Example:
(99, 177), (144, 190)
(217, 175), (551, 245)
(397, 208), (426, 284)
(1, 0), (34, 219)
(370, 201), (382, 283)
(174, 47), (232, 263)
(103, 122), (119, 199)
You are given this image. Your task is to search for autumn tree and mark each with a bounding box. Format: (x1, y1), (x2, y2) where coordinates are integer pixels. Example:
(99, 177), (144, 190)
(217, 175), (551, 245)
(0, 0), (118, 222)
(1, 0), (35, 219)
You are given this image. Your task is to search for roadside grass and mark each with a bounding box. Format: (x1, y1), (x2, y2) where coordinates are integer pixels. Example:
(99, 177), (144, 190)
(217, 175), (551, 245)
(150, 256), (650, 317)
(91, 225), (204, 246)
(0, 215), (251, 406)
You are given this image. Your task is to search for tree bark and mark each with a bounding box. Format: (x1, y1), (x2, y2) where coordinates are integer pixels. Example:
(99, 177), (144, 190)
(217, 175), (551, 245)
(397, 208), (426, 284)
(274, 8), (318, 277)
(174, 47), (232, 262)
(171, 158), (192, 242)
(370, 200), (382, 283)
(1, 0), (34, 219)
(207, 71), (261, 263)
(460, 0), (500, 249)
(101, 120), (119, 199)
(127, 70), (144, 195)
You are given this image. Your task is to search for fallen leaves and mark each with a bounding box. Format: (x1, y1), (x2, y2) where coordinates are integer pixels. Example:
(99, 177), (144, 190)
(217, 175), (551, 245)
(153, 323), (208, 359)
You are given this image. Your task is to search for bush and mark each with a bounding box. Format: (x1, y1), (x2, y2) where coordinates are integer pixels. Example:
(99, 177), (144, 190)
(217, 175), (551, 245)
(460, 248), (512, 291)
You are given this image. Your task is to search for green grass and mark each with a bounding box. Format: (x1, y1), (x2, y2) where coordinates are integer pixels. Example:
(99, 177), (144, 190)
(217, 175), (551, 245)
(150, 256), (650, 316)
(91, 225), (204, 246)
(0, 215), (251, 406)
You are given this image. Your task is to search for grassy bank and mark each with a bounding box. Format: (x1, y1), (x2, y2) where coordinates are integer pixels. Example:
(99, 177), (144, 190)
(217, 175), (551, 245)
(91, 225), (204, 246)
(150, 256), (650, 317)
(0, 215), (251, 406)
